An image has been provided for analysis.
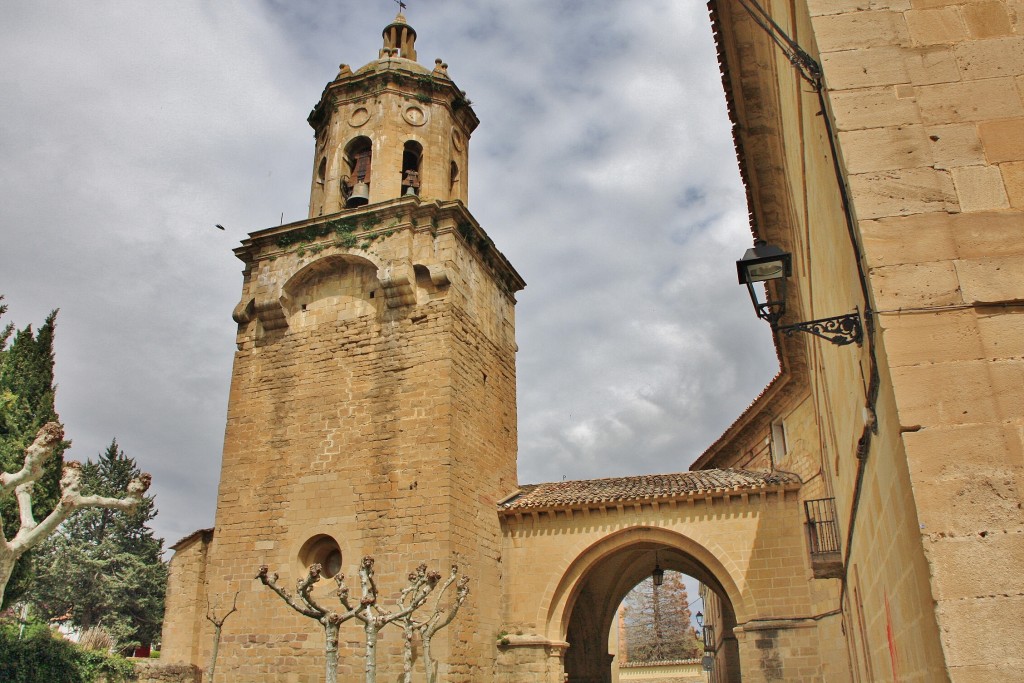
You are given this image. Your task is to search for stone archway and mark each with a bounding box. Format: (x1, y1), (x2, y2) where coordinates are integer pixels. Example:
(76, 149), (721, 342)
(550, 528), (744, 683)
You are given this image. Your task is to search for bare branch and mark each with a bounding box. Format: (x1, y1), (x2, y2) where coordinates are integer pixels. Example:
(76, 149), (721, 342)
(206, 590), (241, 628)
(425, 575), (470, 637)
(257, 563), (364, 683)
(352, 556), (377, 624)
(256, 565), (321, 619)
(0, 421), (63, 494)
(297, 564), (333, 615)
(15, 483), (36, 530)
(10, 465), (150, 553)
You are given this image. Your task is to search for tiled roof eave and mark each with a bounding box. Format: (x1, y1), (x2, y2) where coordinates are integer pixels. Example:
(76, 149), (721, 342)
(497, 479), (800, 516)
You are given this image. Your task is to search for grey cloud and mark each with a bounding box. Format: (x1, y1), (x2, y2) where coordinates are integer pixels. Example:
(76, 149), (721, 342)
(0, 2), (778, 548)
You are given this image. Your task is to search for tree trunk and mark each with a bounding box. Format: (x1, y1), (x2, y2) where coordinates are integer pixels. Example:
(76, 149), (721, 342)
(423, 632), (437, 683)
(208, 624), (223, 682)
(402, 621), (415, 683)
(0, 559), (12, 609)
(325, 621), (340, 683)
(365, 625), (379, 683)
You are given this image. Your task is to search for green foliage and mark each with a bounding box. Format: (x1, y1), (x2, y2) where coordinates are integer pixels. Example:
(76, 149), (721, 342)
(0, 622), (136, 682)
(29, 441), (167, 651)
(0, 299), (66, 608)
(275, 217), (359, 248)
(274, 217), (394, 253)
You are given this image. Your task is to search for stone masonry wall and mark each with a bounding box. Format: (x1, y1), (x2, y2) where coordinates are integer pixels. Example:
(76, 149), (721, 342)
(808, 0), (1024, 680)
(162, 202), (520, 682)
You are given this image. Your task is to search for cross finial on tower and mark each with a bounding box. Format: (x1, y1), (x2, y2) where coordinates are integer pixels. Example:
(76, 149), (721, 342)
(393, 0), (407, 13)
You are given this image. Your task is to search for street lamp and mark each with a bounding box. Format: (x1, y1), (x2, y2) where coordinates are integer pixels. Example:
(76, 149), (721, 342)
(736, 240), (863, 346)
(695, 611), (703, 627)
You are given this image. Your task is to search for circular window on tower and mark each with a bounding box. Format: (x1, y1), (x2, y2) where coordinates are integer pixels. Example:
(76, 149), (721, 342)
(298, 534), (343, 578)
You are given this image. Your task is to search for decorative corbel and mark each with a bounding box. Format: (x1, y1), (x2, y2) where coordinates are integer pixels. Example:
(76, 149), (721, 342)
(378, 263), (417, 309)
(425, 262), (451, 288)
(232, 297), (255, 325)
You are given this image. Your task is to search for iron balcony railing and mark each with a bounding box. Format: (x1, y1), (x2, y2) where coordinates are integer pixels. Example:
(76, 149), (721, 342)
(805, 497), (841, 556)
(701, 625), (716, 653)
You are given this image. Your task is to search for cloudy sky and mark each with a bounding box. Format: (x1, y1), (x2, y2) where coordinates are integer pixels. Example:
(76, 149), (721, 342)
(0, 1), (778, 551)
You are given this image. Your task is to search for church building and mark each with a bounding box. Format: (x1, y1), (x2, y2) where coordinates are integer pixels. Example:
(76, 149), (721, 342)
(159, 3), (1024, 682)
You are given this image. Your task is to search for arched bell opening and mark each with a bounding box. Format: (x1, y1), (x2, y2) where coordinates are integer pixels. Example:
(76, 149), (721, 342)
(560, 539), (743, 683)
(342, 136), (372, 207)
(449, 161), (461, 200)
(401, 141), (422, 197)
(314, 156), (328, 215)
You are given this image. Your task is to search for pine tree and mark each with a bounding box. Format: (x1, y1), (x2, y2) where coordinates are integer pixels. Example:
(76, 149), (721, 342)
(0, 300), (66, 608)
(621, 571), (702, 662)
(29, 440), (167, 650)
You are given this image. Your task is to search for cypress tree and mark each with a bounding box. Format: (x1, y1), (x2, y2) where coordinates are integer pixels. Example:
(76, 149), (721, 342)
(0, 299), (66, 608)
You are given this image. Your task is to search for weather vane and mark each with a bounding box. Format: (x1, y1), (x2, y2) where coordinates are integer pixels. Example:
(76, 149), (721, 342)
(393, 0), (407, 13)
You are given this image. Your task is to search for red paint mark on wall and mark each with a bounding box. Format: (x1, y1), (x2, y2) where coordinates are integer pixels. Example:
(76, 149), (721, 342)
(885, 593), (901, 683)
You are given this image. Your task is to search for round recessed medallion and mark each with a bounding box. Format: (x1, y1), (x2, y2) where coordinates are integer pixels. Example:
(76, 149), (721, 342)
(451, 130), (464, 152)
(349, 107), (370, 127)
(403, 105), (427, 127)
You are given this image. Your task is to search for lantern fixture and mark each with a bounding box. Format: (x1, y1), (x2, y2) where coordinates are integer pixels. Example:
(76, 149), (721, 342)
(652, 552), (664, 587)
(696, 611), (704, 627)
(736, 240), (863, 347)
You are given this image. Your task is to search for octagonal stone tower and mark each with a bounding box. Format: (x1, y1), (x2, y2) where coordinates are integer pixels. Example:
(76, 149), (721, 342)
(307, 13), (474, 216)
(161, 14), (524, 682)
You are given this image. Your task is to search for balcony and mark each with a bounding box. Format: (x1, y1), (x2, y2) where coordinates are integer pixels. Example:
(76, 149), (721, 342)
(805, 497), (843, 579)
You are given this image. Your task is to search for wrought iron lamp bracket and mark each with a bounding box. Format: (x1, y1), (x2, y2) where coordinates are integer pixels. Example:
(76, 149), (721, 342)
(775, 309), (863, 346)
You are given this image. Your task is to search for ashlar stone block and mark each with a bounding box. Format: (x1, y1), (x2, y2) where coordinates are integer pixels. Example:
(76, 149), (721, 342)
(953, 36), (1024, 79)
(979, 118), (1024, 163)
(860, 210), (1024, 267)
(915, 77), (1024, 124)
(848, 166), (958, 218)
(955, 254), (1024, 302)
(1000, 161), (1024, 207)
(905, 7), (967, 46)
(823, 46), (910, 89)
(812, 11), (909, 52)
(830, 86), (924, 131)
(927, 122), (986, 169)
(962, 1), (1015, 38)
(950, 164), (1010, 211)
(807, 0), (911, 15)
(839, 125), (932, 173)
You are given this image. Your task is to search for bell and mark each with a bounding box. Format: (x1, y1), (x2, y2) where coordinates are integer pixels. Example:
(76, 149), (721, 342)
(404, 185), (418, 196)
(346, 181), (369, 207)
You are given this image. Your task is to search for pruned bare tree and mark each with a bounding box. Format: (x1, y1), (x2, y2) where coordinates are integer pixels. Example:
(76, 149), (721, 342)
(0, 422), (151, 607)
(398, 564), (470, 683)
(350, 556), (444, 683)
(257, 556), (469, 683)
(205, 589), (240, 682)
(256, 563), (362, 683)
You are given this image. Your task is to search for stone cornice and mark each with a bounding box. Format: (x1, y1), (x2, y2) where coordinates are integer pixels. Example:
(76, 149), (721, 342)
(235, 196), (525, 297)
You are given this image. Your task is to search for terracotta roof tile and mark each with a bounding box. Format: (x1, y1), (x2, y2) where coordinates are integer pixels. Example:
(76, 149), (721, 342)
(499, 469), (799, 511)
(170, 527), (214, 551)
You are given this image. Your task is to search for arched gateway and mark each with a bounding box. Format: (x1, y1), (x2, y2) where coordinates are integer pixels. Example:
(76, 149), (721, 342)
(495, 470), (821, 683)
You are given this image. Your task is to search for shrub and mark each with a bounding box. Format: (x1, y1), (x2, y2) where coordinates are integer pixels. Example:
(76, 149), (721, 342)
(0, 623), (136, 682)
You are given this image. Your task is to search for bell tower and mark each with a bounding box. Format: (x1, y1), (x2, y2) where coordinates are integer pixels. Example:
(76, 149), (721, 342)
(161, 13), (524, 682)
(307, 12), (473, 216)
